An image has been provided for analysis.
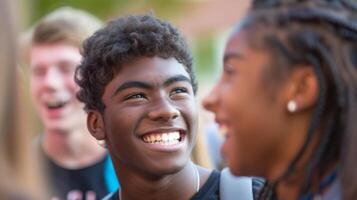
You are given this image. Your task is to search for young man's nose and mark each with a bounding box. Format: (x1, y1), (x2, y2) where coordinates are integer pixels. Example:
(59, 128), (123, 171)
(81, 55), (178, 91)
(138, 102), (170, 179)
(148, 98), (180, 121)
(44, 67), (65, 90)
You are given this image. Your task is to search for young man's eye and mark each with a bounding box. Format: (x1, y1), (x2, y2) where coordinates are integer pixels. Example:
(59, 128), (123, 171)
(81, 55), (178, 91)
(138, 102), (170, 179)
(170, 87), (188, 96)
(124, 93), (146, 101)
(59, 62), (76, 74)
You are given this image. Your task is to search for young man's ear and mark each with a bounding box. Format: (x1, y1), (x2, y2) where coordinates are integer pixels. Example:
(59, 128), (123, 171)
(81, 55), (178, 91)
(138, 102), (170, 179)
(87, 110), (106, 140)
(283, 66), (318, 113)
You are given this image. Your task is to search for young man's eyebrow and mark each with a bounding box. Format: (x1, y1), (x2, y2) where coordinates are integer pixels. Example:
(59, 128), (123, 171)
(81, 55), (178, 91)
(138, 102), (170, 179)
(163, 75), (191, 87)
(113, 81), (152, 97)
(112, 75), (191, 97)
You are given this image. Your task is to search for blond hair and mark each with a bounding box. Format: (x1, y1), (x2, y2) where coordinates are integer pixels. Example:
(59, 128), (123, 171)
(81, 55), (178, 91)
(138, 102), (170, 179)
(21, 7), (102, 63)
(32, 7), (102, 47)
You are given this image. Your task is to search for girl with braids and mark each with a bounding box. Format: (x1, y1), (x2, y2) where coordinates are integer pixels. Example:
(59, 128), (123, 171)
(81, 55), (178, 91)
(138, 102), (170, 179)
(203, 0), (357, 199)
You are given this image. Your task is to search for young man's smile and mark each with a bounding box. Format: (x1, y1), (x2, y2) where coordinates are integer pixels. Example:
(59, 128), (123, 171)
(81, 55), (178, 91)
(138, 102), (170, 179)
(139, 128), (187, 152)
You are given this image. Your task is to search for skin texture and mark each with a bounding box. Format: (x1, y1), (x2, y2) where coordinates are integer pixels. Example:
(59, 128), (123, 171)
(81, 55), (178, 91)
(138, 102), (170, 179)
(202, 30), (319, 199)
(88, 56), (210, 200)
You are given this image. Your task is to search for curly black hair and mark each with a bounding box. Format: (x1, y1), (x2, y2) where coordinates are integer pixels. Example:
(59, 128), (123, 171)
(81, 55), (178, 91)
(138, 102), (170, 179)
(232, 0), (357, 199)
(75, 14), (196, 112)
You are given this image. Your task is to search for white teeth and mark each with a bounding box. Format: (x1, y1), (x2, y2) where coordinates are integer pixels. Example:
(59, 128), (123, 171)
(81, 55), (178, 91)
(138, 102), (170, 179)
(142, 131), (182, 145)
(173, 132), (180, 140)
(162, 133), (168, 142)
(150, 135), (156, 142)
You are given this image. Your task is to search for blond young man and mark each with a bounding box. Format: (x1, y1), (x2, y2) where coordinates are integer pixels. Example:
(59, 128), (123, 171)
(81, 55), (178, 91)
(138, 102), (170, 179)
(26, 7), (118, 199)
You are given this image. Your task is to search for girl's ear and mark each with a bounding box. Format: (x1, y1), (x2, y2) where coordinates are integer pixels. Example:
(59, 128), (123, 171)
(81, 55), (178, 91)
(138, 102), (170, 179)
(283, 66), (318, 113)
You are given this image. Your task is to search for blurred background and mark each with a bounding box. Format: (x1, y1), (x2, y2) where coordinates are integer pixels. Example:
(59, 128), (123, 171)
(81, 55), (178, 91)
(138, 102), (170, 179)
(20, 0), (250, 113)
(18, 0), (251, 169)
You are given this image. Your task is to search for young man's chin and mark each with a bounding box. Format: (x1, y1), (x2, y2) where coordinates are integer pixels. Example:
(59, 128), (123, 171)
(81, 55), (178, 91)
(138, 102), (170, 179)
(140, 161), (188, 179)
(153, 155), (190, 171)
(43, 119), (73, 133)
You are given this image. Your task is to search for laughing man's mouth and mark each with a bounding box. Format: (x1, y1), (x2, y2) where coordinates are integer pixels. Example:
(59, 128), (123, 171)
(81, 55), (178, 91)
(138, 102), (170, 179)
(46, 101), (67, 109)
(141, 131), (184, 145)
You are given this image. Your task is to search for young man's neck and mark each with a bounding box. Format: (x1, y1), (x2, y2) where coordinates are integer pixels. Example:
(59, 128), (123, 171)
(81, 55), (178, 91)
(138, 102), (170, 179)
(117, 161), (210, 200)
(42, 127), (106, 169)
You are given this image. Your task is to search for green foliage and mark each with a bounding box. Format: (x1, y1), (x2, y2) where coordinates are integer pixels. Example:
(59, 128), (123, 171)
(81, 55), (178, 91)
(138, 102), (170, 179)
(27, 0), (188, 26)
(193, 37), (218, 77)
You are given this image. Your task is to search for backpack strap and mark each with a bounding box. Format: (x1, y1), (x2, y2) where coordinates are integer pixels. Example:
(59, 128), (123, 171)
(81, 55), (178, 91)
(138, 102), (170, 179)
(102, 190), (117, 200)
(220, 168), (254, 200)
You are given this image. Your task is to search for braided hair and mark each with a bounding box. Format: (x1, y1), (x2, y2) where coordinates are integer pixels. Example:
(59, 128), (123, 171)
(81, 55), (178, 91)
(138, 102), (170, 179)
(236, 0), (357, 199)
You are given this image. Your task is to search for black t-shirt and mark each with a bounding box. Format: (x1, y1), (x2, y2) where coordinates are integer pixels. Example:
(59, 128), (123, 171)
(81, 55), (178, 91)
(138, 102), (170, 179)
(105, 170), (221, 200)
(39, 150), (118, 200)
(45, 155), (108, 199)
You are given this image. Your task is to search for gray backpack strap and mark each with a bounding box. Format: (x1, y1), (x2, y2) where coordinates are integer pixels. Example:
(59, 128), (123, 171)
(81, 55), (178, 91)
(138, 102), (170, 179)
(220, 168), (254, 200)
(102, 192), (115, 200)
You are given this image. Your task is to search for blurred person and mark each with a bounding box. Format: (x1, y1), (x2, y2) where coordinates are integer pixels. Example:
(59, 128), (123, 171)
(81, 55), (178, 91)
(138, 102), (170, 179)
(0, 0), (45, 199)
(75, 13), (263, 200)
(203, 0), (357, 199)
(25, 7), (118, 200)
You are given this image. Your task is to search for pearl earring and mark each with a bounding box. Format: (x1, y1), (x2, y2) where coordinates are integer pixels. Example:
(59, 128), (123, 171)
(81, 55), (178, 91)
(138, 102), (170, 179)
(97, 140), (107, 148)
(287, 100), (297, 113)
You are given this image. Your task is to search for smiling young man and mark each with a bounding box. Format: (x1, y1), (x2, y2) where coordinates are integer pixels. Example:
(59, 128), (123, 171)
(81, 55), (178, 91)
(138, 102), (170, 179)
(74, 14), (225, 200)
(26, 7), (118, 199)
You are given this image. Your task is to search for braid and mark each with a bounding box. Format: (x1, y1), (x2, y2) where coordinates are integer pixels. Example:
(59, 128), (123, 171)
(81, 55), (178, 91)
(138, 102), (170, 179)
(341, 87), (357, 199)
(301, 110), (336, 196)
(240, 0), (357, 199)
(297, 54), (332, 196)
(253, 0), (357, 11)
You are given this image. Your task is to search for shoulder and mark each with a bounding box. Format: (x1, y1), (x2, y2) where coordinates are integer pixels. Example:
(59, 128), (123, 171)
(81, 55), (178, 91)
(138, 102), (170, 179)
(191, 170), (220, 200)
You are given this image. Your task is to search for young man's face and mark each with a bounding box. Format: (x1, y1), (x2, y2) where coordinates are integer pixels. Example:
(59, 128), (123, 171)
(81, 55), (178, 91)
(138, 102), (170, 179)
(98, 56), (197, 176)
(30, 43), (86, 133)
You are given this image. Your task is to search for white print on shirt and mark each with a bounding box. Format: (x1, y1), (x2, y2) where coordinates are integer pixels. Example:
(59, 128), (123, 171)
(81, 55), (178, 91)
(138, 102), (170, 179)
(51, 190), (96, 200)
